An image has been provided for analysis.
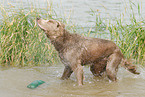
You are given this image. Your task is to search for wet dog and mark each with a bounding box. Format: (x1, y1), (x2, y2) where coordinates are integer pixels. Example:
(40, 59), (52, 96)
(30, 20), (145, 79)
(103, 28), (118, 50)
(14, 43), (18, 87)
(36, 18), (139, 85)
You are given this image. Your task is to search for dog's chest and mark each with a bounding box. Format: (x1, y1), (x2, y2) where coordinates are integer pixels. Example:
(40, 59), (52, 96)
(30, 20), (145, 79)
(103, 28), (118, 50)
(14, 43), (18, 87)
(58, 44), (84, 65)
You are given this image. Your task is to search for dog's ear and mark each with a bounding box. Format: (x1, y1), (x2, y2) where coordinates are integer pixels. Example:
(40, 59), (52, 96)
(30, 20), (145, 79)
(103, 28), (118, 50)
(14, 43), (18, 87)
(57, 22), (60, 27)
(57, 21), (65, 28)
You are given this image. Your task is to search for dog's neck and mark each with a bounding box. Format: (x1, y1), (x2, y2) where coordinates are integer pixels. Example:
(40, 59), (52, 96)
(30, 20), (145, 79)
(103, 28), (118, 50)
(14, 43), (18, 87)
(50, 29), (78, 52)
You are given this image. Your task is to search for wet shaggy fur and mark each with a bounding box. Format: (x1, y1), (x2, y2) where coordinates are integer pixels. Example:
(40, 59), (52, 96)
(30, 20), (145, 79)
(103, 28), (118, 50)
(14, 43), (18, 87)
(36, 18), (140, 86)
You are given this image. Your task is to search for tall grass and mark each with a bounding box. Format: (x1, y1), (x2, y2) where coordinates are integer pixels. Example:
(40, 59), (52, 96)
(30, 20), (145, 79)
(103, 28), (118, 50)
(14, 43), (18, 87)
(91, 1), (145, 65)
(107, 19), (145, 65)
(0, 3), (59, 67)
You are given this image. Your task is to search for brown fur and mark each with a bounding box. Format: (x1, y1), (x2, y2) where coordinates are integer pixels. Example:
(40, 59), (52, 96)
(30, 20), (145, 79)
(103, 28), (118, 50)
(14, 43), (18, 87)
(36, 18), (140, 86)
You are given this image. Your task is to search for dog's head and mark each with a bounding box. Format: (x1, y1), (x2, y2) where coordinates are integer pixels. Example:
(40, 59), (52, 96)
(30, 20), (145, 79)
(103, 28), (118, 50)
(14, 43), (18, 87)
(36, 18), (65, 39)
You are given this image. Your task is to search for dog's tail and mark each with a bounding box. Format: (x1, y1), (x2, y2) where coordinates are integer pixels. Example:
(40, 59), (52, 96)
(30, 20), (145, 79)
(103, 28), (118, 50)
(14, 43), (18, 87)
(121, 59), (140, 75)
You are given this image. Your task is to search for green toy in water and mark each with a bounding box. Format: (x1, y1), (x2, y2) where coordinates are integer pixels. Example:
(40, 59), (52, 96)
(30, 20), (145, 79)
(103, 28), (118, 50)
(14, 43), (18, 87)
(27, 80), (45, 89)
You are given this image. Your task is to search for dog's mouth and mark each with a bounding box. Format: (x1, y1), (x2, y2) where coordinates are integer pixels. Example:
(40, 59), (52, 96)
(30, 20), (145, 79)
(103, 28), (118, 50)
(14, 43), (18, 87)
(36, 18), (47, 31)
(37, 23), (47, 31)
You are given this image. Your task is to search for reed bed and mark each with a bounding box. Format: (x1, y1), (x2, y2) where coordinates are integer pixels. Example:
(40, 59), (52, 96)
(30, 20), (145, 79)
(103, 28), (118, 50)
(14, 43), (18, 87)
(92, 1), (145, 65)
(0, 3), (59, 67)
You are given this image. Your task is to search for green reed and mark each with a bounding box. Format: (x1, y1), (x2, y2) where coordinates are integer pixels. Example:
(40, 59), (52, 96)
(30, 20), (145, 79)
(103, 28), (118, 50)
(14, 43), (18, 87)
(0, 3), (59, 67)
(92, 1), (145, 65)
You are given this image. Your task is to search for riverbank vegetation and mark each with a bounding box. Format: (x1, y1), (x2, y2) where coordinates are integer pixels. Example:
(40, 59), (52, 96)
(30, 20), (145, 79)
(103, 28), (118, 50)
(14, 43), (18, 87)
(91, 1), (145, 65)
(0, 1), (144, 67)
(0, 2), (59, 67)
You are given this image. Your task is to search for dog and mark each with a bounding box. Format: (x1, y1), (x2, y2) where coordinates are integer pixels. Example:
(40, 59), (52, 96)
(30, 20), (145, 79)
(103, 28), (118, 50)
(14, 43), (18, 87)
(36, 18), (140, 86)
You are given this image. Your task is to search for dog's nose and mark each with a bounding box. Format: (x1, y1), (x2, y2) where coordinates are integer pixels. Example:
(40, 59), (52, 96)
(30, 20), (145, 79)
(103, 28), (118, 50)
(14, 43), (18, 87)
(36, 17), (40, 20)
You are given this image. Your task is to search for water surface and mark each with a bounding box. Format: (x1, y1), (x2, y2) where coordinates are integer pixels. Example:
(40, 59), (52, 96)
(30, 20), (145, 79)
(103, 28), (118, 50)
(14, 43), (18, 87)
(0, 65), (144, 97)
(1, 0), (145, 28)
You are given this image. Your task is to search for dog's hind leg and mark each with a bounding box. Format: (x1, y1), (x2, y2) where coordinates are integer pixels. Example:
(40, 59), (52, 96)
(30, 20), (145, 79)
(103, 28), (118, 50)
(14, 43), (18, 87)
(90, 59), (107, 77)
(106, 52), (122, 81)
(61, 66), (73, 80)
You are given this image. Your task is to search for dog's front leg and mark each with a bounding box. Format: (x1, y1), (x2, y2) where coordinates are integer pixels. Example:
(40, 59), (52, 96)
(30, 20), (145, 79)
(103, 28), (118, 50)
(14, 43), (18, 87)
(72, 63), (84, 86)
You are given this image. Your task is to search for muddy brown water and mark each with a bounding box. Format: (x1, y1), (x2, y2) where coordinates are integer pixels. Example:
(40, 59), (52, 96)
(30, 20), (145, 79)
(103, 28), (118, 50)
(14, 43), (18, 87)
(0, 64), (145, 97)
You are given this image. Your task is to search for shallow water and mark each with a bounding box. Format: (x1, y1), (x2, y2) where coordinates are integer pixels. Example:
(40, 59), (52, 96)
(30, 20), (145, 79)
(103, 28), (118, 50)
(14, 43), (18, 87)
(0, 64), (144, 97)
